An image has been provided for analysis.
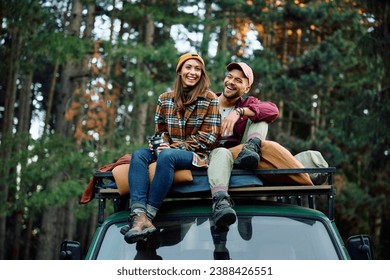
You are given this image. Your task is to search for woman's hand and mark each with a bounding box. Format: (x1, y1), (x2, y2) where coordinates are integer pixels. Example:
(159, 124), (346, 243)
(149, 140), (170, 155)
(156, 142), (170, 153)
(148, 140), (154, 152)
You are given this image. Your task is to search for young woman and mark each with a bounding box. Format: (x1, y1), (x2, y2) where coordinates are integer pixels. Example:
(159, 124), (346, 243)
(122, 52), (221, 244)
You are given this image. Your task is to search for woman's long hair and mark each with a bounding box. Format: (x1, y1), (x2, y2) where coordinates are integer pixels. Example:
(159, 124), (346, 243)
(172, 64), (211, 112)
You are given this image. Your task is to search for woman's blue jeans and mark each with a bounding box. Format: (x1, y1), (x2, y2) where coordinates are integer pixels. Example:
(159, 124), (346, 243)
(128, 148), (194, 216)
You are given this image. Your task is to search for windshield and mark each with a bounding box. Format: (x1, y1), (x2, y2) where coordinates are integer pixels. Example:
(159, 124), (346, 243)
(96, 214), (340, 260)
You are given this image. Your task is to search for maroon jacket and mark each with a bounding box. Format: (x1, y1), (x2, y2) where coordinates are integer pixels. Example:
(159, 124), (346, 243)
(216, 93), (279, 148)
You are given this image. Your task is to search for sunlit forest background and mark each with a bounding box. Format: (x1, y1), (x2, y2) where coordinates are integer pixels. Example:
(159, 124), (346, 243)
(0, 0), (389, 260)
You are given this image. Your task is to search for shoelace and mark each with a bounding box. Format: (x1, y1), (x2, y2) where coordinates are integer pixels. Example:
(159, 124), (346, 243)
(214, 196), (235, 210)
(245, 140), (259, 151)
(128, 212), (139, 222)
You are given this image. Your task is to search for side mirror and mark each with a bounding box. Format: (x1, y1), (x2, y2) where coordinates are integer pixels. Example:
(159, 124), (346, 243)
(60, 240), (82, 260)
(346, 235), (374, 260)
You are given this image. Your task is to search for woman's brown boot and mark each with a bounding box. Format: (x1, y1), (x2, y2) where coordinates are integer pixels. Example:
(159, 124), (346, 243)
(124, 211), (156, 244)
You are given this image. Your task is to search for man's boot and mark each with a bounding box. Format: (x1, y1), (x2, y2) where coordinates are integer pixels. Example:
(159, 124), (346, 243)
(123, 211), (156, 244)
(212, 191), (237, 228)
(233, 137), (261, 169)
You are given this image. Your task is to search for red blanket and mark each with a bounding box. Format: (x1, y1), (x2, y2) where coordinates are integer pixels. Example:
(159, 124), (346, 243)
(80, 154), (131, 204)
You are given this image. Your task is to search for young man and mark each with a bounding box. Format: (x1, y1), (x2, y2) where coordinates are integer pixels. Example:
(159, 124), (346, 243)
(208, 62), (279, 227)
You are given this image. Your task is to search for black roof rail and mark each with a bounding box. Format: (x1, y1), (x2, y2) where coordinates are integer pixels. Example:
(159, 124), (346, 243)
(92, 167), (336, 225)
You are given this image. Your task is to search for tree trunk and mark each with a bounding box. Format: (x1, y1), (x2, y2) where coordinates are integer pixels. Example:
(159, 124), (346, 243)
(36, 205), (62, 259)
(10, 67), (34, 260)
(104, 1), (118, 147)
(11, 211), (24, 259)
(218, 11), (228, 53)
(133, 0), (155, 144)
(54, 0), (82, 136)
(36, 0), (83, 259)
(18, 69), (33, 133)
(63, 1), (97, 241)
(64, 198), (77, 240)
(200, 0), (212, 58)
(22, 216), (34, 259)
(43, 63), (59, 136)
(0, 27), (23, 260)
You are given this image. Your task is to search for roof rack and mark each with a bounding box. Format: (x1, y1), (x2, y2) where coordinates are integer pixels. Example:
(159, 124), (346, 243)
(93, 167), (336, 225)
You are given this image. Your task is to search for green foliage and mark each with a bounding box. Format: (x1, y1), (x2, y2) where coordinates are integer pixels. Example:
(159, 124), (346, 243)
(1, 0), (388, 259)
(96, 130), (146, 163)
(34, 33), (91, 64)
(6, 135), (93, 216)
(1, 0), (49, 31)
(335, 182), (386, 237)
(27, 179), (83, 213)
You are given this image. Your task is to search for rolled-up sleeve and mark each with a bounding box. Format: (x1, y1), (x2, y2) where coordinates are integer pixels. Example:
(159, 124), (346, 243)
(244, 97), (279, 123)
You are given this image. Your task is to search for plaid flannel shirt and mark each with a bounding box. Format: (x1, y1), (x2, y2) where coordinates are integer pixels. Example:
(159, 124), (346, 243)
(155, 90), (221, 167)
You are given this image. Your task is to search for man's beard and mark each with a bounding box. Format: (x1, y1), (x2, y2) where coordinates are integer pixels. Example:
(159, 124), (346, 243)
(223, 89), (241, 100)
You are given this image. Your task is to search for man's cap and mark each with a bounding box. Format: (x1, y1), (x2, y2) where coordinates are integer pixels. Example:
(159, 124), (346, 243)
(226, 62), (254, 87)
(176, 52), (205, 72)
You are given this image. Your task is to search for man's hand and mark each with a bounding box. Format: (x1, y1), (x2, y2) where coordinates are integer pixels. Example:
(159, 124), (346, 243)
(221, 110), (240, 136)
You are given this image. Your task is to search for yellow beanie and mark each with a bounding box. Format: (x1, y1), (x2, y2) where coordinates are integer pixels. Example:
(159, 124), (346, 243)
(176, 52), (205, 72)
